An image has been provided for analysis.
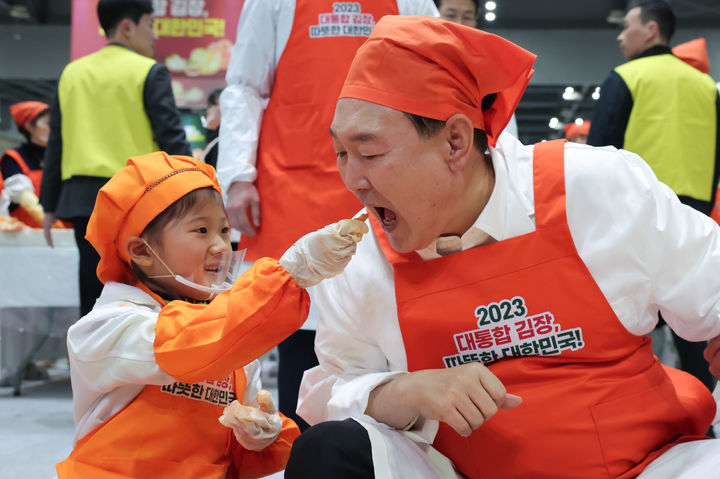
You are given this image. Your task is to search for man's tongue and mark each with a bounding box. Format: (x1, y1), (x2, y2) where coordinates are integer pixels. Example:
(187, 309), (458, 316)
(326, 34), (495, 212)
(381, 207), (396, 225)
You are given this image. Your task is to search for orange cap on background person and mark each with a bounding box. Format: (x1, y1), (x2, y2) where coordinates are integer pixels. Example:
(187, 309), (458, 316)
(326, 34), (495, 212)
(87, 152), (221, 285)
(9, 101), (50, 129)
(563, 121), (591, 142)
(672, 38), (710, 74)
(339, 15), (536, 147)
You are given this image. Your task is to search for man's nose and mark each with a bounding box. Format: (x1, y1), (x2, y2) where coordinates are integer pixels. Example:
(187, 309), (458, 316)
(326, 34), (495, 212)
(341, 158), (371, 193)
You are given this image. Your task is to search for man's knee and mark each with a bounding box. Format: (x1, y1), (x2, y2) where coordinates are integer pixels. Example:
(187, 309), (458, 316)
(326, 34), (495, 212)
(285, 419), (374, 478)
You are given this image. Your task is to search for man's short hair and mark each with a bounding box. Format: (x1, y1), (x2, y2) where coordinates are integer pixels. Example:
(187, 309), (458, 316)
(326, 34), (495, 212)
(97, 0), (153, 38)
(629, 0), (676, 43)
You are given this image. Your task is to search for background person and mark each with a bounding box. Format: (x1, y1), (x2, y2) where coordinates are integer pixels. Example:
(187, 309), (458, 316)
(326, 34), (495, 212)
(563, 121), (590, 144)
(286, 15), (720, 478)
(435, 0), (477, 27)
(1, 101), (52, 228)
(40, 0), (191, 318)
(587, 0), (718, 398)
(217, 0), (439, 431)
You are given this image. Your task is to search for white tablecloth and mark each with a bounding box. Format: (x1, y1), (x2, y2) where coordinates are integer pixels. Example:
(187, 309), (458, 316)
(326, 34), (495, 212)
(0, 229), (79, 308)
(0, 228), (79, 376)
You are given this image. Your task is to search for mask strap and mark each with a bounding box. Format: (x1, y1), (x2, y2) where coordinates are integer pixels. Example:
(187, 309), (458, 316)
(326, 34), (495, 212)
(142, 239), (176, 279)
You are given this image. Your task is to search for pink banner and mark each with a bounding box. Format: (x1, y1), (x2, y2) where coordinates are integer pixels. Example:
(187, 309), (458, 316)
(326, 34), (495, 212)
(71, 0), (244, 109)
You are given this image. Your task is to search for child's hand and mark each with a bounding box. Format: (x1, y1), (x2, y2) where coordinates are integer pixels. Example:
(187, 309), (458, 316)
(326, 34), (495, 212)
(218, 390), (282, 451)
(279, 215), (369, 288)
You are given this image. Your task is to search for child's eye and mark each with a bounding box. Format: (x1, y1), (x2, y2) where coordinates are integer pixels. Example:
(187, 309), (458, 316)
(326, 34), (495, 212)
(221, 226), (230, 234)
(196, 227), (208, 234)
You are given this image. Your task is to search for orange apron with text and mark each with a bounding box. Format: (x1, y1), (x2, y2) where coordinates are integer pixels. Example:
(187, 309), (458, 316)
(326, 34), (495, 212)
(241, 0), (399, 260)
(2, 148), (42, 227)
(56, 370), (247, 478)
(374, 140), (714, 478)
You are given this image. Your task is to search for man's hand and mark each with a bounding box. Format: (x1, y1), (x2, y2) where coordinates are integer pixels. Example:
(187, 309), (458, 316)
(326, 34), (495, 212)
(226, 181), (260, 236)
(42, 212), (56, 247)
(366, 363), (522, 437)
(704, 335), (720, 377)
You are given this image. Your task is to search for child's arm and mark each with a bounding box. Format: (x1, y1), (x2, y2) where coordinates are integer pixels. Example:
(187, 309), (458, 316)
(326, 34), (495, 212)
(153, 257), (310, 383)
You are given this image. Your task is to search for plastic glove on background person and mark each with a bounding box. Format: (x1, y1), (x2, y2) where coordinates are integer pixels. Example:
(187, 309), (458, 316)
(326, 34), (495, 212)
(219, 389), (283, 451)
(279, 215), (369, 288)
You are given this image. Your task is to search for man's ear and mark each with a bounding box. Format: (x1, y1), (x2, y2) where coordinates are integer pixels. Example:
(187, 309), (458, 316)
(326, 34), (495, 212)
(113, 17), (134, 41)
(125, 236), (153, 267)
(645, 20), (659, 42)
(444, 113), (475, 172)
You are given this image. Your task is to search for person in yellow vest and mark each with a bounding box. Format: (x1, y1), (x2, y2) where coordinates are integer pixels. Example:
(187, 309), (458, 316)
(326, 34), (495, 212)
(587, 0), (719, 403)
(1, 101), (51, 228)
(40, 0), (191, 318)
(217, 0), (439, 432)
(282, 15), (720, 478)
(56, 151), (368, 478)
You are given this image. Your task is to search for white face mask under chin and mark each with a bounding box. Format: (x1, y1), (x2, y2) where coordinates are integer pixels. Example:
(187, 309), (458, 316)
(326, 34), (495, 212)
(142, 239), (246, 300)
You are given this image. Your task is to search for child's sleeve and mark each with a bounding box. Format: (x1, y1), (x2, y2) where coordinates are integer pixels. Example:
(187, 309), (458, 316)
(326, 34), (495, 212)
(229, 413), (300, 479)
(153, 257), (310, 383)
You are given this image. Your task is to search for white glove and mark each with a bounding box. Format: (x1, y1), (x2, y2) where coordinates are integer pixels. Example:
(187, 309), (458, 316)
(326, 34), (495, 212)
(3, 174), (34, 204)
(279, 215), (369, 288)
(218, 389), (282, 451)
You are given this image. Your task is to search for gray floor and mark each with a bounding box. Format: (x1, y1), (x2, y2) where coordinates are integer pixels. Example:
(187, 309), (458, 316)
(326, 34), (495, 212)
(0, 371), (73, 479)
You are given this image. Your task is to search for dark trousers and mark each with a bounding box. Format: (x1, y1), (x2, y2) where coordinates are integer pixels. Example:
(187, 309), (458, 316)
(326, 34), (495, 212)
(277, 329), (319, 431)
(71, 217), (104, 317)
(286, 419), (374, 478)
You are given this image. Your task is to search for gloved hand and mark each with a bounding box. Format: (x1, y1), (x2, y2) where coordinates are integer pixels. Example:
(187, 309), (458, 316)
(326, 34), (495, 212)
(279, 215), (369, 288)
(218, 390), (282, 451)
(19, 189), (44, 224)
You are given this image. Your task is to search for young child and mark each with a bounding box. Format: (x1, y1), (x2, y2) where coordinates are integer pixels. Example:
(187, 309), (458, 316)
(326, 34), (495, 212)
(56, 152), (368, 478)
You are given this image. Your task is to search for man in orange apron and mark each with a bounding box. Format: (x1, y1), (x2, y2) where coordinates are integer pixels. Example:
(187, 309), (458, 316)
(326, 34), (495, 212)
(217, 0), (439, 432)
(287, 16), (720, 478)
(1, 101), (51, 227)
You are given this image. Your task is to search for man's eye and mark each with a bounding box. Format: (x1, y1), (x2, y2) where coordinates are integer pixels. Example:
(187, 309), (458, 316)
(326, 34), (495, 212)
(336, 152), (347, 159)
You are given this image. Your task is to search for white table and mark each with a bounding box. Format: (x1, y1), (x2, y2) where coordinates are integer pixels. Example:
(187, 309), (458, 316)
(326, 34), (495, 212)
(0, 228), (79, 394)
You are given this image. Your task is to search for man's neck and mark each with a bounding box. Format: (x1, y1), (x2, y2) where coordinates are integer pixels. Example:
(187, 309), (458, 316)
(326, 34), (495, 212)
(447, 151), (496, 237)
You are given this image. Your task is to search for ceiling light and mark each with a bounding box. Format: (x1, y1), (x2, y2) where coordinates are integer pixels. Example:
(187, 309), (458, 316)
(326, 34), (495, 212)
(549, 117), (559, 129)
(575, 118), (584, 125)
(592, 87), (600, 100)
(485, 1), (497, 11)
(485, 12), (496, 21)
(562, 87), (575, 101)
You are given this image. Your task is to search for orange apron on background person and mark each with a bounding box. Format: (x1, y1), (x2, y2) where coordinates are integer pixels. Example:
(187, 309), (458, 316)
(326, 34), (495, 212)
(240, 0), (399, 261)
(2, 148), (42, 228)
(372, 139), (714, 478)
(56, 369), (248, 478)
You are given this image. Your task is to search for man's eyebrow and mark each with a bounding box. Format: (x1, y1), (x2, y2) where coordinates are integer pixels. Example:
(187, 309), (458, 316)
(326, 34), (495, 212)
(328, 128), (377, 142)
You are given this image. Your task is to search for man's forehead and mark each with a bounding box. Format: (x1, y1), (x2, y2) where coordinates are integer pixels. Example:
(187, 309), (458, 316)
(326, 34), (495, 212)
(331, 99), (405, 136)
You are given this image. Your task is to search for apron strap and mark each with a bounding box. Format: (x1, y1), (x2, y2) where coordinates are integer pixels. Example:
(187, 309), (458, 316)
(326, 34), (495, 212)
(532, 139), (567, 230)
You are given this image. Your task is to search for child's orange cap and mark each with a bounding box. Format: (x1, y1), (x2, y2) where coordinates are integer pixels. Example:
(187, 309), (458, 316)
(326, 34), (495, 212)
(339, 15), (536, 147)
(86, 152), (221, 284)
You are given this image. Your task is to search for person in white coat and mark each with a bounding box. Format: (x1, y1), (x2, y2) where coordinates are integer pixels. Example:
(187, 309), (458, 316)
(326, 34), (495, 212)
(217, 0), (439, 431)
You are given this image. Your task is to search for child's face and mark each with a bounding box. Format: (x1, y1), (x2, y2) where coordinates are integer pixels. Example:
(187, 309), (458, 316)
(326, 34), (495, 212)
(145, 193), (232, 300)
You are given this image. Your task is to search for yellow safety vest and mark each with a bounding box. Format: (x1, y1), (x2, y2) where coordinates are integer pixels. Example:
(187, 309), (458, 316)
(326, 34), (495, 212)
(58, 45), (158, 180)
(616, 53), (717, 201)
